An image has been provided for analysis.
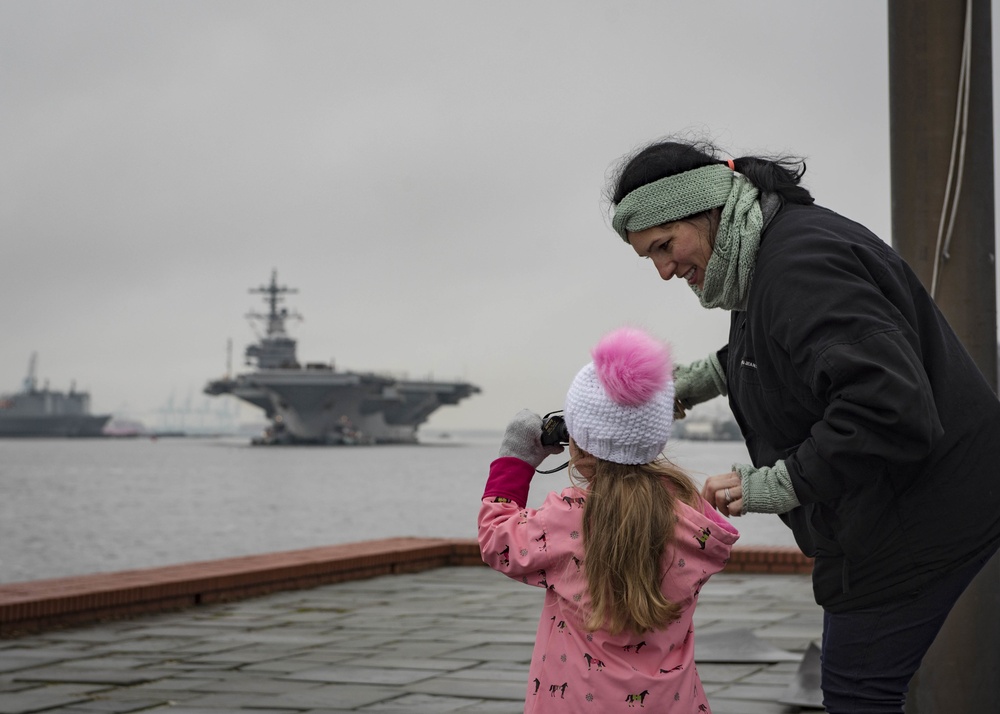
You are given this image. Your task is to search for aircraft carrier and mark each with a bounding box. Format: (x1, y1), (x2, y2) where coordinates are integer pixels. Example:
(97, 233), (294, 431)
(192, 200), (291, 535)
(0, 354), (111, 437)
(204, 271), (480, 444)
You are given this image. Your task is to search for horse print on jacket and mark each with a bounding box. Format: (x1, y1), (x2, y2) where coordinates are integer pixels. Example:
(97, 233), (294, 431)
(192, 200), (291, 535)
(479, 462), (739, 712)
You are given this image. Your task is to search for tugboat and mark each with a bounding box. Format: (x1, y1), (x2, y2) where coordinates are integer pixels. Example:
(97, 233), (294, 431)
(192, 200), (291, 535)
(204, 270), (480, 444)
(0, 354), (111, 437)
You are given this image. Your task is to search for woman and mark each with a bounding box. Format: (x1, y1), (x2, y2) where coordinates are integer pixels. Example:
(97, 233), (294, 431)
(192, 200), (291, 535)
(606, 137), (1000, 713)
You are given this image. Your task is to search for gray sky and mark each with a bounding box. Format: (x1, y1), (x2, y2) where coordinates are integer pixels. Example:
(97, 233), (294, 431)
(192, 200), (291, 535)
(0, 1), (989, 432)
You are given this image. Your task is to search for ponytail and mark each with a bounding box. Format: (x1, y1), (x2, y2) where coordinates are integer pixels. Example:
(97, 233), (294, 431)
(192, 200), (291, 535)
(731, 156), (814, 206)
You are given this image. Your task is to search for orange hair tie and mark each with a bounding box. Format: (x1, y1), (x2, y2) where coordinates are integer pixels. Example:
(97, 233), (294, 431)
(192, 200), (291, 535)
(726, 159), (735, 170)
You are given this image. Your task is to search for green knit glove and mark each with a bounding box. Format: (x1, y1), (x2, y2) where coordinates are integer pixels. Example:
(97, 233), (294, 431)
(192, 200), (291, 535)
(674, 353), (727, 418)
(734, 460), (800, 515)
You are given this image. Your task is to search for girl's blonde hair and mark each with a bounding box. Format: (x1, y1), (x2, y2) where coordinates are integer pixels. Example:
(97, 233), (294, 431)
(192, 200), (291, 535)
(573, 453), (702, 635)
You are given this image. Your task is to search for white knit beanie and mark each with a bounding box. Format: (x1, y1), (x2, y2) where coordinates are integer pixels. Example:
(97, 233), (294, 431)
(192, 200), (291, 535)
(564, 327), (675, 465)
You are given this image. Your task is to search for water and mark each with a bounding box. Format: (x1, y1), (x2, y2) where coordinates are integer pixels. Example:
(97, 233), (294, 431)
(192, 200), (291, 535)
(0, 434), (797, 584)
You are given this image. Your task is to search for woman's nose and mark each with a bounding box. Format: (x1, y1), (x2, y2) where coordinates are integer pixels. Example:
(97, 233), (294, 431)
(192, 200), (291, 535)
(653, 257), (675, 281)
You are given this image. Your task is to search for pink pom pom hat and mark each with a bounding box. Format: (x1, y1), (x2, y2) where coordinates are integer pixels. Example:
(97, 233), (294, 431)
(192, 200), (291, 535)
(564, 326), (675, 464)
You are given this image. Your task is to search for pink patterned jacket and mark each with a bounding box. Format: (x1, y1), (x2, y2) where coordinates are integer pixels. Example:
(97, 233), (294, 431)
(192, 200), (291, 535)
(479, 456), (739, 713)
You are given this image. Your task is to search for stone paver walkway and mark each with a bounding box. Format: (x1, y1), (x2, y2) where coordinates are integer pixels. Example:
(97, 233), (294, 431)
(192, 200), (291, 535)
(0, 566), (824, 713)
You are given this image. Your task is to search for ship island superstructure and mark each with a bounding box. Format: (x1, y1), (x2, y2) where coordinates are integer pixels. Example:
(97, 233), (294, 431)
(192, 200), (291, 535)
(0, 354), (111, 437)
(204, 271), (480, 444)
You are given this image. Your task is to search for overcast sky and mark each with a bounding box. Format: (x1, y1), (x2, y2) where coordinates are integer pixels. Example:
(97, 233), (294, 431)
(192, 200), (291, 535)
(0, 1), (994, 432)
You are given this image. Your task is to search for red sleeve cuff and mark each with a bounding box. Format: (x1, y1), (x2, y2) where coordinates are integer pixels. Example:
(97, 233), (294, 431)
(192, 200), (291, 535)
(483, 456), (535, 507)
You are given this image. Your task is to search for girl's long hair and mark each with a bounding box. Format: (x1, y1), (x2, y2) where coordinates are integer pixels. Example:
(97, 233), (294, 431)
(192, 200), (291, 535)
(574, 456), (703, 635)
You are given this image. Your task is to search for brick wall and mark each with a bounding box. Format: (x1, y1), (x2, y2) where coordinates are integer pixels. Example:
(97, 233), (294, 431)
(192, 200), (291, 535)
(0, 538), (811, 637)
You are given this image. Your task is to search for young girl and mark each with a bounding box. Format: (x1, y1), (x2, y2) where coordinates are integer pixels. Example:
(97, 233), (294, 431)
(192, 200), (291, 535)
(479, 327), (739, 713)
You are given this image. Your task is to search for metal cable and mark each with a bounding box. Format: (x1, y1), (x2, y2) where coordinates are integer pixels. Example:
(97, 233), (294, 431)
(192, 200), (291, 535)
(930, 0), (973, 299)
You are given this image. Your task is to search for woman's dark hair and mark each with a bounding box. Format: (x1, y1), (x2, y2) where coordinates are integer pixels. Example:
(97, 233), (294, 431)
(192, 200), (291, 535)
(607, 138), (815, 207)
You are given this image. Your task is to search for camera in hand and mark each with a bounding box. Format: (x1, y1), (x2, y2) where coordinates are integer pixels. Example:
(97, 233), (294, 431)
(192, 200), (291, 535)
(540, 411), (569, 446)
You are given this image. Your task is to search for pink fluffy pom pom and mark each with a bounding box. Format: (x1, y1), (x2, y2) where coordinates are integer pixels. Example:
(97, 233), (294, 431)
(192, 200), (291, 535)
(591, 327), (672, 406)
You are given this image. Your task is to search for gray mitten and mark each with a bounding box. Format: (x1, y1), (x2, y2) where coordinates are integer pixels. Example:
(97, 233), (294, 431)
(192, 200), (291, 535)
(499, 409), (564, 468)
(734, 460), (800, 515)
(674, 352), (727, 418)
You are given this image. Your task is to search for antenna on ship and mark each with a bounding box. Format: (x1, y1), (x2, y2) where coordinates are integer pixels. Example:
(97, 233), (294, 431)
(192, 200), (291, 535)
(22, 352), (38, 393)
(246, 269), (301, 338)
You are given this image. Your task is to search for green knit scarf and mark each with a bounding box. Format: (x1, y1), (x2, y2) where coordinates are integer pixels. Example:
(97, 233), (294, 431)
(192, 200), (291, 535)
(612, 164), (763, 311)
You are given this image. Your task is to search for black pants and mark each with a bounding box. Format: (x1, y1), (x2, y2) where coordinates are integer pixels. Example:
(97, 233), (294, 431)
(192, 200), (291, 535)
(820, 551), (994, 713)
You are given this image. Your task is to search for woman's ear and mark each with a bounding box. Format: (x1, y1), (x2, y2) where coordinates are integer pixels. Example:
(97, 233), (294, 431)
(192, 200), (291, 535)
(703, 208), (722, 249)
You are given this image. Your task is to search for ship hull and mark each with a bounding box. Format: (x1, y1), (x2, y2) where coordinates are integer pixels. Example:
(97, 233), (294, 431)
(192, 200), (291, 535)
(0, 415), (111, 437)
(205, 368), (479, 445)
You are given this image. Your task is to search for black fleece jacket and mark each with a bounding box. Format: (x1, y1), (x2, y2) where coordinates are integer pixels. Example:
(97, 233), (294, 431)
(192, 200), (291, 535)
(721, 202), (1000, 612)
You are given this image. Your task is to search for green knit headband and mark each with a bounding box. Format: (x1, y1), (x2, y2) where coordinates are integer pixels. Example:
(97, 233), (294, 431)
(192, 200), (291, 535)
(612, 163), (734, 241)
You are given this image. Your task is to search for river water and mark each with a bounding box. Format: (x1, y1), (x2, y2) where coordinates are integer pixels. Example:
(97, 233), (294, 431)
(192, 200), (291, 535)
(0, 433), (797, 584)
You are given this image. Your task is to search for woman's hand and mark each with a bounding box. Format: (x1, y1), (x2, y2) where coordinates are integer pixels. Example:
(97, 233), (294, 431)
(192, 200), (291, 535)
(701, 471), (743, 517)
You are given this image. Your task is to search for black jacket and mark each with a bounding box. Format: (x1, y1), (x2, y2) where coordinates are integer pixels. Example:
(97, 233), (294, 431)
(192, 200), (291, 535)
(722, 203), (1000, 611)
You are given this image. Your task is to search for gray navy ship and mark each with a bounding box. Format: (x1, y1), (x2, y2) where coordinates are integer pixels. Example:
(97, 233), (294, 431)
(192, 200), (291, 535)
(204, 271), (480, 445)
(0, 354), (111, 437)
